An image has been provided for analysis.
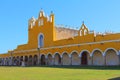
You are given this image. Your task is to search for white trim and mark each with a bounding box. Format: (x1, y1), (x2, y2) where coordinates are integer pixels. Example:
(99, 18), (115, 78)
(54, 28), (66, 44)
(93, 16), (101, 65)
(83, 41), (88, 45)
(61, 51), (69, 57)
(104, 48), (119, 56)
(79, 50), (91, 57)
(46, 53), (52, 58)
(40, 54), (46, 58)
(91, 48), (103, 57)
(70, 50), (79, 57)
(38, 33), (44, 48)
(53, 52), (61, 58)
(13, 39), (120, 53)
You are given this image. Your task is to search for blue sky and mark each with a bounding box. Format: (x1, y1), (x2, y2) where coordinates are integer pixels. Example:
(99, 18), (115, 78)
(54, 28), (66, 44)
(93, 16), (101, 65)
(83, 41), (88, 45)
(0, 0), (120, 53)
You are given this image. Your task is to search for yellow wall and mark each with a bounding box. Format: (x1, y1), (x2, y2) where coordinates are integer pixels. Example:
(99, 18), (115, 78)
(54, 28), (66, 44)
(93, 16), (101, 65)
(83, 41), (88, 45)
(0, 10), (120, 58)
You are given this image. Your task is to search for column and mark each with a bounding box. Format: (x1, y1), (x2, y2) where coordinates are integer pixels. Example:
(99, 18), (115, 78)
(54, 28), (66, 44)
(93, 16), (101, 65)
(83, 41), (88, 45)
(45, 56), (48, 66)
(103, 54), (106, 66)
(91, 56), (93, 66)
(52, 56), (55, 66)
(38, 54), (40, 65)
(21, 56), (25, 67)
(118, 51), (120, 66)
(69, 55), (72, 65)
(61, 56), (63, 66)
(79, 56), (81, 66)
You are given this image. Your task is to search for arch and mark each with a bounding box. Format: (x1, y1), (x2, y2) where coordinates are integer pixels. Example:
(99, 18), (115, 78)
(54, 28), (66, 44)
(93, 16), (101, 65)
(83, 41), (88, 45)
(104, 48), (119, 56)
(92, 50), (104, 66)
(91, 48), (103, 57)
(53, 52), (61, 58)
(33, 55), (38, 66)
(62, 52), (71, 65)
(28, 55), (33, 66)
(41, 54), (46, 65)
(61, 51), (69, 57)
(79, 50), (91, 57)
(54, 53), (61, 65)
(13, 57), (17, 66)
(25, 56), (28, 66)
(71, 51), (80, 65)
(47, 53), (53, 65)
(16, 56), (20, 66)
(38, 33), (44, 48)
(5, 58), (9, 66)
(105, 48), (119, 65)
(70, 50), (79, 57)
(80, 50), (90, 65)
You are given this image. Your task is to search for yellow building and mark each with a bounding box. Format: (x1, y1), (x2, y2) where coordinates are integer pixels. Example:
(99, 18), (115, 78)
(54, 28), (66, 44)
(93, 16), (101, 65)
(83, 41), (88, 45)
(0, 10), (120, 66)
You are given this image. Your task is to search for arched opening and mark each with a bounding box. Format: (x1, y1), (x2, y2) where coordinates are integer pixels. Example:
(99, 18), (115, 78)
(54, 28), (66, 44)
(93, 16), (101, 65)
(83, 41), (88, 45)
(47, 54), (53, 65)
(105, 49), (119, 65)
(81, 51), (89, 65)
(41, 54), (46, 65)
(16, 56), (20, 66)
(20, 56), (23, 66)
(13, 57), (17, 66)
(5, 58), (8, 66)
(38, 34), (44, 48)
(2, 58), (4, 65)
(0, 58), (2, 65)
(25, 56), (28, 66)
(71, 52), (80, 65)
(29, 55), (33, 66)
(62, 53), (70, 65)
(54, 53), (61, 65)
(92, 50), (104, 66)
(33, 55), (38, 66)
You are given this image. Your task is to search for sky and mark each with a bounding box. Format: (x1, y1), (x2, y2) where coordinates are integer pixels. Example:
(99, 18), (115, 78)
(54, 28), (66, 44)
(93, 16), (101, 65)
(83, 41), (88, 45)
(0, 0), (120, 53)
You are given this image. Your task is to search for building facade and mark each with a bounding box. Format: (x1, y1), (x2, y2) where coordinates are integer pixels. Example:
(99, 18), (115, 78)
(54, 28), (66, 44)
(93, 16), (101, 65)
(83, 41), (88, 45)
(0, 10), (120, 66)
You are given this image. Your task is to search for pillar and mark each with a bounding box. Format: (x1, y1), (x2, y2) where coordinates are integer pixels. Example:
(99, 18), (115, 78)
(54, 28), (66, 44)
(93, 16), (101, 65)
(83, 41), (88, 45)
(69, 55), (72, 65)
(53, 56), (55, 66)
(91, 56), (93, 66)
(61, 56), (63, 66)
(103, 53), (106, 66)
(79, 57), (81, 66)
(38, 54), (40, 65)
(21, 56), (25, 67)
(118, 55), (120, 66)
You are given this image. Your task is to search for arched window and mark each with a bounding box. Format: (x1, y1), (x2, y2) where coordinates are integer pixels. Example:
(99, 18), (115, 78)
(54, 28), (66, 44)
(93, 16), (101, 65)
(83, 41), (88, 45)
(38, 19), (43, 26)
(38, 34), (44, 48)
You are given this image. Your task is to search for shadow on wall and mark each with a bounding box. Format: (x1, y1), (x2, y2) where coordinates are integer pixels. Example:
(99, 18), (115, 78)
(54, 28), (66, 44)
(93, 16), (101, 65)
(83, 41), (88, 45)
(108, 77), (120, 80)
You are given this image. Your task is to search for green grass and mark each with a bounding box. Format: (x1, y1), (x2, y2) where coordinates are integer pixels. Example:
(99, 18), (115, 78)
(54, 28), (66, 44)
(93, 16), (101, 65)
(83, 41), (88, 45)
(0, 66), (120, 80)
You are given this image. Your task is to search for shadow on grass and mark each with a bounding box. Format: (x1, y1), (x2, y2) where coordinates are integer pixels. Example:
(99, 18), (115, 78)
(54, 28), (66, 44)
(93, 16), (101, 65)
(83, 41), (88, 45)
(108, 77), (120, 80)
(0, 65), (120, 70)
(26, 65), (120, 70)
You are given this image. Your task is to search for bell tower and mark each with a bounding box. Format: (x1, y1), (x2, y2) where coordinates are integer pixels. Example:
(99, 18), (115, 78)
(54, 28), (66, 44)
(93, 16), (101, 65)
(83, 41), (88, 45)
(28, 9), (56, 48)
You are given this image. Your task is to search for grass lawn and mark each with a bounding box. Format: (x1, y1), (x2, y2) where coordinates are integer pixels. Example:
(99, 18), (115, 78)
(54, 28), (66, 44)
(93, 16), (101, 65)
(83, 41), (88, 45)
(0, 66), (120, 80)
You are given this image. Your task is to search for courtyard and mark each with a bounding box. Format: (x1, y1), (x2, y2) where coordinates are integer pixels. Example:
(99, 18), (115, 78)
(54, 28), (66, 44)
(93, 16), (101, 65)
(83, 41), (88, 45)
(0, 66), (119, 80)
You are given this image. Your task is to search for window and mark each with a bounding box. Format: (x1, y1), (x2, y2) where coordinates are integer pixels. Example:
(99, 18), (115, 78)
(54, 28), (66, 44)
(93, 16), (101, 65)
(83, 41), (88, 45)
(38, 19), (43, 26)
(38, 34), (44, 48)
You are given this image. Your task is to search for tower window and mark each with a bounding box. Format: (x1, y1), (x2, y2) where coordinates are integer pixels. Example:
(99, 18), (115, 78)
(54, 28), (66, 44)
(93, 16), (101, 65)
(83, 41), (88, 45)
(38, 19), (43, 26)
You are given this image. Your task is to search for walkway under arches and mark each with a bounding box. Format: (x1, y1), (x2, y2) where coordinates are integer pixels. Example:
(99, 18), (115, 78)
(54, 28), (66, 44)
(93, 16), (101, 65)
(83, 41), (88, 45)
(92, 50), (104, 66)
(33, 55), (38, 66)
(28, 55), (33, 66)
(47, 54), (53, 65)
(41, 54), (46, 65)
(105, 49), (119, 65)
(54, 53), (61, 65)
(71, 52), (80, 65)
(25, 56), (28, 66)
(81, 51), (90, 65)
(62, 53), (70, 65)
